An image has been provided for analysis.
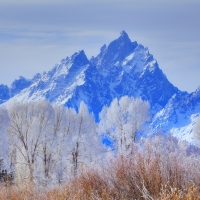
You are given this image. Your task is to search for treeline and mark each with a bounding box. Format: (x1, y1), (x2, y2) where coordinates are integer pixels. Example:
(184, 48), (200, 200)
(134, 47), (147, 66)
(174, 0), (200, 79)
(0, 97), (150, 185)
(1, 97), (200, 199)
(0, 134), (200, 199)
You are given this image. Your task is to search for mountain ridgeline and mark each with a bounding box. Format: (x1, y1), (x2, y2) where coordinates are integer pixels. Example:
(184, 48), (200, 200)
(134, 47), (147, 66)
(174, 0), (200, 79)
(1, 31), (200, 140)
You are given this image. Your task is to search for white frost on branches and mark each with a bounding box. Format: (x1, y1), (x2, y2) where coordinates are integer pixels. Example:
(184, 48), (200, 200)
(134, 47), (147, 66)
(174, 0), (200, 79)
(99, 96), (151, 155)
(0, 97), (151, 185)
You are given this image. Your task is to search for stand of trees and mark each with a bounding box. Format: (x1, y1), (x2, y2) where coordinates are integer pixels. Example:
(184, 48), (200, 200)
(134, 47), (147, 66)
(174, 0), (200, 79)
(99, 96), (150, 155)
(0, 96), (151, 185)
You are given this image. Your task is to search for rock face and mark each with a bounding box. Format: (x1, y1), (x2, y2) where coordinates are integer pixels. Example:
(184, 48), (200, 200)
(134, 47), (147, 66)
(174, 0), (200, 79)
(0, 84), (10, 104)
(10, 76), (32, 97)
(1, 31), (200, 141)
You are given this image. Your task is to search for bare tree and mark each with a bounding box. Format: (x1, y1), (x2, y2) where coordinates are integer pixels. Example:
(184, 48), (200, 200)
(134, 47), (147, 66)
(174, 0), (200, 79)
(0, 107), (10, 171)
(40, 104), (71, 184)
(8, 101), (55, 182)
(6, 100), (106, 184)
(64, 102), (100, 177)
(34, 100), (55, 181)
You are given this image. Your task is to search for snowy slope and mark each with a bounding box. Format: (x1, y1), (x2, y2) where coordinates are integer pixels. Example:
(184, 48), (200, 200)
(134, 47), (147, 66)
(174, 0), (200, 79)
(1, 31), (200, 141)
(151, 86), (200, 142)
(9, 50), (89, 105)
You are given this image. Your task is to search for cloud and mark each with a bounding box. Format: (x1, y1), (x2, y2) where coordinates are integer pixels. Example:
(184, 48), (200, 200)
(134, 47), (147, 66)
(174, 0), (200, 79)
(0, 0), (200, 92)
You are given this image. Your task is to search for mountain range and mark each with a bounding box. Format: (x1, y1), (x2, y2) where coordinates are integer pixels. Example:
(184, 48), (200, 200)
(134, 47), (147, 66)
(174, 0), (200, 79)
(1, 31), (199, 142)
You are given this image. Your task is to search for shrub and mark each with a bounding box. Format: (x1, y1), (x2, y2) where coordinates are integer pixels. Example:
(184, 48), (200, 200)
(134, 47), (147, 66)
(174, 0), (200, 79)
(1, 133), (200, 199)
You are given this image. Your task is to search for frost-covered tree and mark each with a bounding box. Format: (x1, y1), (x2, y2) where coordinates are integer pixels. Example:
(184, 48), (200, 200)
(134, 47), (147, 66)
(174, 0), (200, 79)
(64, 102), (103, 177)
(49, 105), (74, 183)
(8, 101), (55, 182)
(6, 100), (106, 184)
(0, 107), (10, 171)
(8, 102), (36, 182)
(33, 100), (55, 182)
(99, 96), (151, 155)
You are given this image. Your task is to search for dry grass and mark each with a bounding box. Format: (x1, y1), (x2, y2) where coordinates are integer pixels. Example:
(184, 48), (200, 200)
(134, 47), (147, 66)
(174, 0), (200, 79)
(1, 134), (200, 199)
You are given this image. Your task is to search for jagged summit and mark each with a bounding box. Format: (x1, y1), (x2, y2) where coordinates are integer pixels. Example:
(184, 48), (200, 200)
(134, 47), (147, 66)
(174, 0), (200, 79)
(118, 30), (131, 43)
(11, 76), (32, 97)
(0, 84), (9, 104)
(120, 30), (128, 36)
(94, 31), (138, 68)
(70, 50), (89, 66)
(0, 31), (180, 109)
(1, 31), (200, 141)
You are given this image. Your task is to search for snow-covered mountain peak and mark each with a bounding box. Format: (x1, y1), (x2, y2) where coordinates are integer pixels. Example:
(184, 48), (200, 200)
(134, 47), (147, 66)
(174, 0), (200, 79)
(10, 76), (32, 97)
(57, 50), (88, 66)
(7, 31), (178, 112)
(94, 32), (138, 69)
(1, 31), (199, 142)
(52, 50), (89, 78)
(118, 30), (131, 43)
(120, 30), (128, 36)
(70, 50), (89, 66)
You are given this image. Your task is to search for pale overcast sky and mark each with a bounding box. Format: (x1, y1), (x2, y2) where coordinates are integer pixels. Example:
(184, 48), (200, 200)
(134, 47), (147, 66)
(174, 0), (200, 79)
(0, 0), (200, 92)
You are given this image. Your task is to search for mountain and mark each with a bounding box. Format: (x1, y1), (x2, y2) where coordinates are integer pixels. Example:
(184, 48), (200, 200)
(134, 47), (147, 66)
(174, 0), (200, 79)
(151, 86), (200, 142)
(1, 31), (200, 142)
(0, 76), (32, 103)
(10, 76), (32, 97)
(0, 84), (10, 104)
